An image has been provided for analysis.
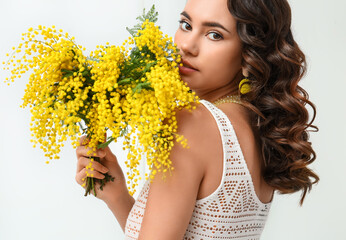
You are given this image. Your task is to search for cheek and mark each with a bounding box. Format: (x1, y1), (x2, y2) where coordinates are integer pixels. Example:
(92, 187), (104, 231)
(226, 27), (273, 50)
(203, 46), (242, 79)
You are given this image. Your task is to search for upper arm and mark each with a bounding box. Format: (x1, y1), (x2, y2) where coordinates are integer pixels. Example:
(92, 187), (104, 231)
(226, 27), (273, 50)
(137, 104), (210, 240)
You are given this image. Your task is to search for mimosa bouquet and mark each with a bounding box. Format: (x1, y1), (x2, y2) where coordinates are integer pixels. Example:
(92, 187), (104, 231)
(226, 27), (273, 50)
(2, 6), (199, 196)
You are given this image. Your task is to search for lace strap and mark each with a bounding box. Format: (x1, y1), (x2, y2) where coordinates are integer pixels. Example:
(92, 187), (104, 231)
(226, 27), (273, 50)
(199, 100), (272, 206)
(199, 99), (236, 143)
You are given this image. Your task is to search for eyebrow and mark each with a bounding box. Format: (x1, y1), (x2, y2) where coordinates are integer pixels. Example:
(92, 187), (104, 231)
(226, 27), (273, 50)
(180, 11), (231, 34)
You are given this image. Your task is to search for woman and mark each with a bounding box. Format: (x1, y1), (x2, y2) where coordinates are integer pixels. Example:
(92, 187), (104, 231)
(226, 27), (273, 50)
(75, 0), (319, 238)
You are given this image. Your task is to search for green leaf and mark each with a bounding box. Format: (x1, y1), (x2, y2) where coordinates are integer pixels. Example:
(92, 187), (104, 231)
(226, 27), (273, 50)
(81, 69), (91, 78)
(126, 5), (159, 37)
(120, 126), (129, 137)
(140, 5), (158, 23)
(132, 82), (154, 94)
(61, 69), (72, 73)
(86, 56), (100, 63)
(118, 78), (133, 85)
(61, 69), (74, 79)
(143, 60), (157, 73)
(97, 136), (115, 149)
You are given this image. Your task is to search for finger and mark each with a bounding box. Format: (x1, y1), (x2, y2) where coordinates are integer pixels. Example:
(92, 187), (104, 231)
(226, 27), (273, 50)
(75, 169), (86, 186)
(79, 133), (107, 146)
(84, 168), (106, 180)
(76, 145), (95, 159)
(75, 168), (105, 186)
(78, 135), (90, 146)
(76, 156), (109, 173)
(76, 145), (106, 159)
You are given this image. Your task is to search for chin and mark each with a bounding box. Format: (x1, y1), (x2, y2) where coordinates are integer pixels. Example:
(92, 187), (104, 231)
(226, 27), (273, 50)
(180, 75), (193, 87)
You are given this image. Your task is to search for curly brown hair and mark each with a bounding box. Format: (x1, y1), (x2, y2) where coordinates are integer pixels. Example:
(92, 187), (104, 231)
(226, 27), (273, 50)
(227, 0), (319, 205)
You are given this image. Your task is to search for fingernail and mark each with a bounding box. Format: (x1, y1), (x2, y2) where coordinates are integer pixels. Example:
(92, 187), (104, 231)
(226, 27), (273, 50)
(102, 167), (109, 173)
(98, 150), (106, 158)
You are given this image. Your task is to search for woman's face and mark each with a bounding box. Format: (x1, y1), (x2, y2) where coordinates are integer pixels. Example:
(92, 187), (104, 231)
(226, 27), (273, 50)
(174, 0), (243, 99)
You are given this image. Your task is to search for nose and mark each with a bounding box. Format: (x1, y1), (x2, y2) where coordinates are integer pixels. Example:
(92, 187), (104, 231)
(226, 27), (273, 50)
(175, 31), (199, 57)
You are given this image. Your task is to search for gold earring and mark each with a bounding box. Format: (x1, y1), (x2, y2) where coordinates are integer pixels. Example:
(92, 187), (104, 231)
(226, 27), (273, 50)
(239, 74), (251, 95)
(239, 68), (251, 94)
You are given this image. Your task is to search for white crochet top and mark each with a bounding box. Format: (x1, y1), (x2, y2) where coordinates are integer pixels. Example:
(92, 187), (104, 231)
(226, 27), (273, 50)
(124, 100), (273, 239)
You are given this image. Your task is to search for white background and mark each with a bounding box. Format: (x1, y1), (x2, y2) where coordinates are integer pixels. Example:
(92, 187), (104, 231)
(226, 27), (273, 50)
(0, 0), (345, 239)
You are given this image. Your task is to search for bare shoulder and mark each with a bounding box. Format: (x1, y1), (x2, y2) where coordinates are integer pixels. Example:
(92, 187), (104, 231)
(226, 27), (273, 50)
(137, 102), (220, 239)
(174, 102), (221, 165)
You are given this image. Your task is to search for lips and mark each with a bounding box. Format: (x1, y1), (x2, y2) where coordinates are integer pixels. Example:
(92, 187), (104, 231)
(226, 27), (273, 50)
(181, 59), (198, 71)
(179, 59), (198, 75)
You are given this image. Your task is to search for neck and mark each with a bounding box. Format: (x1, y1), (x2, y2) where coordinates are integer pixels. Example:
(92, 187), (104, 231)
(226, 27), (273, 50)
(197, 85), (239, 103)
(194, 71), (242, 102)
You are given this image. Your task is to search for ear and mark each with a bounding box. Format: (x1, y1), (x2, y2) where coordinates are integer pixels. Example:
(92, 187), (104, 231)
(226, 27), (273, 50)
(242, 68), (249, 78)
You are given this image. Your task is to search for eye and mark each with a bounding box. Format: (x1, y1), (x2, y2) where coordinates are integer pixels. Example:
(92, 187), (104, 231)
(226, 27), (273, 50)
(207, 32), (223, 41)
(179, 20), (192, 31)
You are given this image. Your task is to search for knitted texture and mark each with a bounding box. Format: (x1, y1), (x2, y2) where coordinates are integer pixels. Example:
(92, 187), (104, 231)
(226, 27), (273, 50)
(124, 100), (273, 239)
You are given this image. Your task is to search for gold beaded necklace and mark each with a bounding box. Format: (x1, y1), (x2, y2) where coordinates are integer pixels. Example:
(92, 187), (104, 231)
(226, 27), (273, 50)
(212, 95), (242, 107)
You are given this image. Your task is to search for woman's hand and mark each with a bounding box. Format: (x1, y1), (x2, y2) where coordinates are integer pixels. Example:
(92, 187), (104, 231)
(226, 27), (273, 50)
(75, 135), (129, 204)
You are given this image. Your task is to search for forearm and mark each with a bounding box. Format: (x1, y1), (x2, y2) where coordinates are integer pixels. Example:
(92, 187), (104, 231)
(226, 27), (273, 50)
(105, 190), (136, 233)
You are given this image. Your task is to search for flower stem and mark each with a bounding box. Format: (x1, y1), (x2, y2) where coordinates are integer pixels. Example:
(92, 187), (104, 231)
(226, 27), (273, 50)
(84, 156), (115, 197)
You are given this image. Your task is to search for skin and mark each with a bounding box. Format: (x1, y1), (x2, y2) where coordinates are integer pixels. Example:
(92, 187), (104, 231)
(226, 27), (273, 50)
(75, 135), (135, 231)
(175, 0), (243, 101)
(75, 0), (274, 238)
